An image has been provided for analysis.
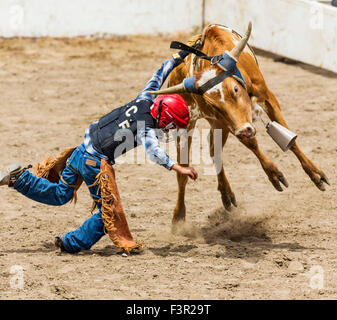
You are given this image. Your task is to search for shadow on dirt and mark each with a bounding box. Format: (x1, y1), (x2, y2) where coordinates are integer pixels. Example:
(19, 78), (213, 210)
(201, 207), (325, 261)
(3, 207), (324, 261)
(0, 241), (58, 254)
(148, 207), (325, 262)
(76, 245), (144, 257)
(1, 242), (144, 257)
(149, 244), (198, 257)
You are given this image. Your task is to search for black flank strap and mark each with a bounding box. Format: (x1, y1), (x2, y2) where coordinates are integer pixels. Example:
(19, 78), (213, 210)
(171, 41), (223, 65)
(170, 41), (210, 60)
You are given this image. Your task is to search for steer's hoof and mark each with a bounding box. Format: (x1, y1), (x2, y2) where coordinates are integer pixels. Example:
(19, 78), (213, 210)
(311, 172), (330, 191)
(221, 191), (237, 212)
(269, 172), (289, 192)
(171, 219), (186, 235)
(304, 165), (330, 192)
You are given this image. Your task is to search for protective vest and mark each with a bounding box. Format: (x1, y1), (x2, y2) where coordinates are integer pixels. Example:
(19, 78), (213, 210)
(89, 99), (156, 162)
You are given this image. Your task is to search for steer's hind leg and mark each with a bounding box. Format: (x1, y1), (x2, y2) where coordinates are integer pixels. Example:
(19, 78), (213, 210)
(263, 89), (329, 191)
(208, 120), (237, 211)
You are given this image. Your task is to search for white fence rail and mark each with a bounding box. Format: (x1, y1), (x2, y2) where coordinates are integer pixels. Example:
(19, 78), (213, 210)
(205, 0), (337, 73)
(0, 0), (336, 73)
(0, 0), (202, 37)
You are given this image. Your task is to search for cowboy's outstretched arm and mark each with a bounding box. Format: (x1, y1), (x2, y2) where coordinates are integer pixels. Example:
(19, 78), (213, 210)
(137, 127), (198, 180)
(137, 51), (189, 102)
(137, 126), (175, 170)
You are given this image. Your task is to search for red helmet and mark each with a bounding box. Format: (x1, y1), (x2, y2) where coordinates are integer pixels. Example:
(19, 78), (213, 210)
(151, 94), (190, 130)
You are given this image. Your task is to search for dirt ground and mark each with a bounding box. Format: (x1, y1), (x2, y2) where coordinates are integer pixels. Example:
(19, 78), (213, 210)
(0, 33), (336, 300)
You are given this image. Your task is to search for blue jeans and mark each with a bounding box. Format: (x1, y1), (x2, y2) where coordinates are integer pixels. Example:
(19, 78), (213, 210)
(14, 144), (105, 253)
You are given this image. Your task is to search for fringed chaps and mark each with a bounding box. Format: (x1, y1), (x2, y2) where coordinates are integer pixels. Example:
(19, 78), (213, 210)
(33, 147), (83, 203)
(98, 159), (143, 253)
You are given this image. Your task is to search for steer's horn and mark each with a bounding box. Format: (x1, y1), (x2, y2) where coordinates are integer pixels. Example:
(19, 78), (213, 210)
(228, 21), (252, 61)
(147, 82), (187, 95)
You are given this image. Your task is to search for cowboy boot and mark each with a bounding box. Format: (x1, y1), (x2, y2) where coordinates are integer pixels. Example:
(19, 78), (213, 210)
(0, 164), (31, 187)
(54, 236), (67, 252)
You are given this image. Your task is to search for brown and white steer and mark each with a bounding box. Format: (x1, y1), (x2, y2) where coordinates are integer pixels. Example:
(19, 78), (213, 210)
(152, 23), (329, 224)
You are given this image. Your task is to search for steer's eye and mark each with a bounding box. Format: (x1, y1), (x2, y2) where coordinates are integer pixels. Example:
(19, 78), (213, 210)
(234, 85), (239, 93)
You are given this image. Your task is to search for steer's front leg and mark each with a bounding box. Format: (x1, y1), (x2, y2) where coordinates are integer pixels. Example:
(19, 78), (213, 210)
(173, 170), (188, 224)
(239, 136), (289, 192)
(172, 121), (196, 225)
(290, 143), (329, 191)
(207, 121), (237, 211)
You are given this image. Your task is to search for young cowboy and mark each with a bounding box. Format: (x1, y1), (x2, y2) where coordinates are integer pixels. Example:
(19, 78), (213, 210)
(0, 50), (198, 253)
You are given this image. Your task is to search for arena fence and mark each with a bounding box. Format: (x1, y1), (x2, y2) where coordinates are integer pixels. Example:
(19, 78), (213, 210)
(0, 0), (336, 73)
(205, 0), (337, 73)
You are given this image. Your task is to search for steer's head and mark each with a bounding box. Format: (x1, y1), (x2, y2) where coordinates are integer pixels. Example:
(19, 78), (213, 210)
(150, 22), (256, 139)
(195, 66), (255, 139)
